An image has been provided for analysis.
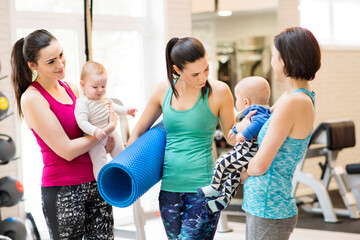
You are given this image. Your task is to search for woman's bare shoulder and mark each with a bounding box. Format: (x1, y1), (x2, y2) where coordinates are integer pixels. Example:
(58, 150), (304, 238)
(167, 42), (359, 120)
(284, 91), (313, 109)
(148, 80), (170, 105)
(274, 92), (313, 119)
(151, 80), (170, 97)
(209, 79), (231, 94)
(156, 80), (170, 90)
(20, 86), (49, 127)
(21, 85), (44, 106)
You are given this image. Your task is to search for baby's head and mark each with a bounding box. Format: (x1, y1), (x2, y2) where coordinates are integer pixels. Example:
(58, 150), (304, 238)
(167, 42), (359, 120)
(80, 61), (107, 100)
(234, 76), (270, 112)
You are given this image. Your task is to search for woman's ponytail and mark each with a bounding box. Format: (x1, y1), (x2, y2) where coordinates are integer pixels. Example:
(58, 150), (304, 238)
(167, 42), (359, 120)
(11, 38), (33, 118)
(165, 37), (179, 98)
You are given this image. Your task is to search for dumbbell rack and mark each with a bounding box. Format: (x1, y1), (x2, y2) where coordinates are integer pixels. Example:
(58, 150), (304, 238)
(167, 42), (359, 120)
(0, 73), (40, 239)
(0, 74), (26, 239)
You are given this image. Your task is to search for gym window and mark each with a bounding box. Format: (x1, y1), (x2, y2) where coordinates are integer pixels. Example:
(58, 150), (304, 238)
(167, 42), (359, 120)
(15, 0), (145, 16)
(13, 0), (155, 236)
(300, 0), (360, 46)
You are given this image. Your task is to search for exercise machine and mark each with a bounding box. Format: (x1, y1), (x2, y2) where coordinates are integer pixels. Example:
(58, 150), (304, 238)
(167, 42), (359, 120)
(345, 163), (360, 211)
(292, 120), (360, 222)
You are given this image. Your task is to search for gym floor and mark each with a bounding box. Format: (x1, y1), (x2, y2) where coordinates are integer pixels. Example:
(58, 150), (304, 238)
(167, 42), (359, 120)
(113, 190), (360, 240)
(37, 208), (360, 239)
(114, 216), (360, 240)
(36, 190), (360, 239)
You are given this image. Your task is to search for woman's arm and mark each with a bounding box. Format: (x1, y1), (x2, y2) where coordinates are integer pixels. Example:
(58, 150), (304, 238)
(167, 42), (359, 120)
(247, 94), (313, 176)
(126, 81), (167, 146)
(211, 80), (236, 145)
(246, 104), (292, 175)
(21, 88), (101, 161)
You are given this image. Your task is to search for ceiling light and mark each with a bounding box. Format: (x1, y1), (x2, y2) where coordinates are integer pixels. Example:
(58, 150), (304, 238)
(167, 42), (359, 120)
(217, 10), (232, 17)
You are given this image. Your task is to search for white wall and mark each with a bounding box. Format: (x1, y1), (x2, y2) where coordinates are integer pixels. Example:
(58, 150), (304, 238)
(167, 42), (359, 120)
(0, 0), (25, 221)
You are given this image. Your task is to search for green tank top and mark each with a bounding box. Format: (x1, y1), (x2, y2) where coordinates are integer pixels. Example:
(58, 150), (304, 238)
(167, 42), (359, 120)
(161, 78), (218, 192)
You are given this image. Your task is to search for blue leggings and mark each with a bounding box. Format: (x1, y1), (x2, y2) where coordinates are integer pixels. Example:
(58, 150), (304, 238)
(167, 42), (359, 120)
(159, 190), (220, 240)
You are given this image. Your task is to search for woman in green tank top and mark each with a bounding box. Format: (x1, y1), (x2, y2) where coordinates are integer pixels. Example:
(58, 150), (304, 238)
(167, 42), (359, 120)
(127, 37), (235, 239)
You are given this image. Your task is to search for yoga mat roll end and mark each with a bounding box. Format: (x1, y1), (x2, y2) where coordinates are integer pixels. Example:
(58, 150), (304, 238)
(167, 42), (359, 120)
(98, 122), (166, 208)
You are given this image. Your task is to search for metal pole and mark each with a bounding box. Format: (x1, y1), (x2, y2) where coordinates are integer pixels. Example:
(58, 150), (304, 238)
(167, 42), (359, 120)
(84, 0), (93, 61)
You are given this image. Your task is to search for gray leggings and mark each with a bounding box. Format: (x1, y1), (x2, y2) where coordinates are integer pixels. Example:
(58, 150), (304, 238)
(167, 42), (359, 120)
(246, 212), (297, 240)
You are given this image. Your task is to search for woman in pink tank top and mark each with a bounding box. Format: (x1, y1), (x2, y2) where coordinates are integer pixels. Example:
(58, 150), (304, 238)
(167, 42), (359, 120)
(11, 29), (116, 239)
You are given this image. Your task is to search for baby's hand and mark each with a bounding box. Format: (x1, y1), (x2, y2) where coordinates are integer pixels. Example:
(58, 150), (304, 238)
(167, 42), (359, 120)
(94, 128), (107, 141)
(236, 133), (246, 143)
(240, 171), (249, 184)
(228, 129), (236, 140)
(127, 107), (138, 117)
(108, 100), (114, 112)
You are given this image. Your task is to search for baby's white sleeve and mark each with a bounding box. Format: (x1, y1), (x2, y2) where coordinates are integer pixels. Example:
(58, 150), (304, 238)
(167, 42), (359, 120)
(111, 100), (128, 115)
(74, 100), (97, 136)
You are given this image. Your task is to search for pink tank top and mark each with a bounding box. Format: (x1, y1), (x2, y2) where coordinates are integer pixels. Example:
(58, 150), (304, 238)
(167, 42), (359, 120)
(31, 80), (95, 186)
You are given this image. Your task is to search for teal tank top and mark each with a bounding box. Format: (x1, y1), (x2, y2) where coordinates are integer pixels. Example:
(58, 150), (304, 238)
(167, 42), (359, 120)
(161, 78), (218, 192)
(242, 88), (315, 219)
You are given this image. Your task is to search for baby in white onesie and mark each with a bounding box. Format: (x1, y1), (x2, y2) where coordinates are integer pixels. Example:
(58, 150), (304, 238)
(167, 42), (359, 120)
(75, 60), (137, 180)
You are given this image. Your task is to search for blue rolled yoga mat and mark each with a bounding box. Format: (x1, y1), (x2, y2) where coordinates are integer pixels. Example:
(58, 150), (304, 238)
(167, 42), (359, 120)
(97, 122), (166, 207)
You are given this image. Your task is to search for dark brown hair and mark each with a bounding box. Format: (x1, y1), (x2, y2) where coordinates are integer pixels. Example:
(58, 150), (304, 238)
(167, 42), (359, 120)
(274, 27), (321, 81)
(11, 29), (56, 118)
(165, 37), (211, 98)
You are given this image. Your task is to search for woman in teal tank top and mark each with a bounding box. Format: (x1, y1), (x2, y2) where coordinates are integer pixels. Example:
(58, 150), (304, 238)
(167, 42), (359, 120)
(240, 27), (322, 240)
(127, 37), (235, 239)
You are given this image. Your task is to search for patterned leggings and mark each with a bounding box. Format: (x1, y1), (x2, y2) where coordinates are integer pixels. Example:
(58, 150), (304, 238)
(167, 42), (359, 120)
(41, 181), (114, 240)
(159, 190), (220, 240)
(212, 140), (258, 205)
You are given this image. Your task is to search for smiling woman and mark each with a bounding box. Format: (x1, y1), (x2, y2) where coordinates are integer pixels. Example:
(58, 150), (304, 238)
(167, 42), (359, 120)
(11, 29), (117, 239)
(12, 0), (159, 235)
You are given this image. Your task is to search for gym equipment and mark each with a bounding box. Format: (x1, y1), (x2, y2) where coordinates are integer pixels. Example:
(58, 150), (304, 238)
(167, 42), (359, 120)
(0, 91), (9, 121)
(0, 176), (24, 207)
(0, 176), (39, 239)
(0, 217), (27, 240)
(0, 235), (11, 240)
(344, 163), (360, 212)
(0, 134), (16, 165)
(292, 120), (360, 222)
(97, 122), (166, 208)
(25, 212), (41, 240)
